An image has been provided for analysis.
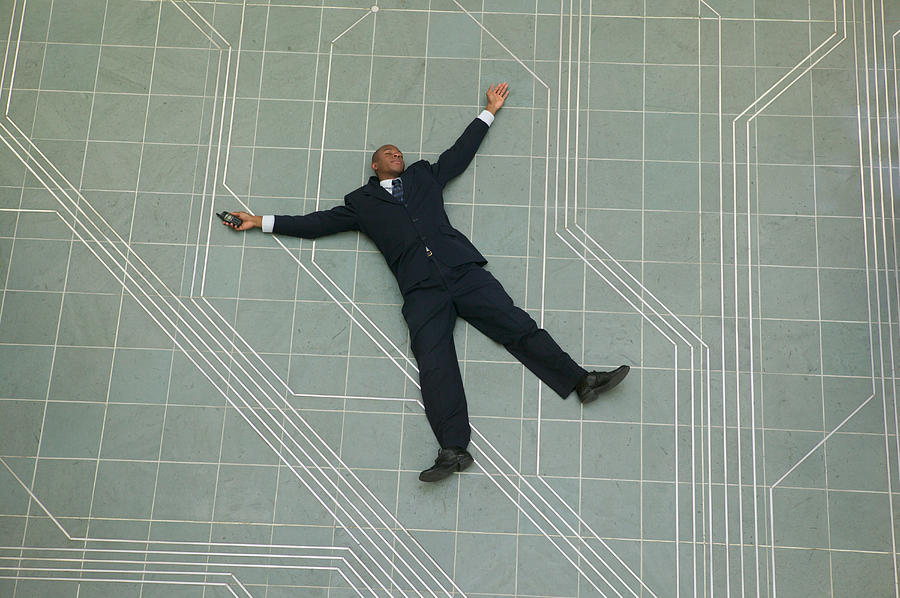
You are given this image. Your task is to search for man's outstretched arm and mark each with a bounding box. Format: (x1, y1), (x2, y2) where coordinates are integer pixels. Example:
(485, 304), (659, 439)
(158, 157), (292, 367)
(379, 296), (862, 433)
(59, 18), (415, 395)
(430, 83), (510, 187)
(223, 203), (359, 238)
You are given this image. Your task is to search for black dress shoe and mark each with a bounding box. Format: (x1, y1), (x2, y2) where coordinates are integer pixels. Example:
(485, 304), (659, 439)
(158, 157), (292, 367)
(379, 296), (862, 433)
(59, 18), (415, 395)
(576, 365), (630, 404)
(418, 447), (474, 482)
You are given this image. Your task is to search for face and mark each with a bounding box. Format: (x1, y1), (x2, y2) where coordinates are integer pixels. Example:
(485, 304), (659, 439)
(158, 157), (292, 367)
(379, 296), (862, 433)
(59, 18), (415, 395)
(371, 145), (405, 179)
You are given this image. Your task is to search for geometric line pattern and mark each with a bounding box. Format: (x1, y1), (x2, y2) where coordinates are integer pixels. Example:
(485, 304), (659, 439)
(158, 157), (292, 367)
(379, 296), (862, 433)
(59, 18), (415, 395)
(1, 0), (898, 597)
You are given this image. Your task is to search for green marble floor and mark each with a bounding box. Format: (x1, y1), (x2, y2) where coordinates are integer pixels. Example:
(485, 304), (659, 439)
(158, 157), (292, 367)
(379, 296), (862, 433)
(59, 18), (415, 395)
(0, 0), (898, 596)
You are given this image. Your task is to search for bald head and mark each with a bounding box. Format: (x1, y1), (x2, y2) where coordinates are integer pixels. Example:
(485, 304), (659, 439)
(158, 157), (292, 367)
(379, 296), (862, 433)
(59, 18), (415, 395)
(371, 144), (405, 180)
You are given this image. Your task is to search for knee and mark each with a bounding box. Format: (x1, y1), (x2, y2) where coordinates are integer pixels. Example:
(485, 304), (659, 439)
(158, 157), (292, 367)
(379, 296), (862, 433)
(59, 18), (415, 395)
(412, 337), (456, 372)
(499, 317), (539, 347)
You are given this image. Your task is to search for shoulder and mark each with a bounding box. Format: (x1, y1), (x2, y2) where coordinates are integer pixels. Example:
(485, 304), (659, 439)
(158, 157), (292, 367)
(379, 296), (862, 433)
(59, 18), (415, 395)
(406, 160), (434, 178)
(344, 184), (368, 202)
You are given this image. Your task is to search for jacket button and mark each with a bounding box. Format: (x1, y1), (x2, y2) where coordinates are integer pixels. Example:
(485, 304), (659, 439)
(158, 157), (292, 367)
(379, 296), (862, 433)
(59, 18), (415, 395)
(412, 218), (419, 222)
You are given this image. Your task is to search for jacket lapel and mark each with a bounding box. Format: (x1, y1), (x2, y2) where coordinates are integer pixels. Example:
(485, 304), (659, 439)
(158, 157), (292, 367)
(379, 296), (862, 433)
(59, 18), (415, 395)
(367, 176), (400, 203)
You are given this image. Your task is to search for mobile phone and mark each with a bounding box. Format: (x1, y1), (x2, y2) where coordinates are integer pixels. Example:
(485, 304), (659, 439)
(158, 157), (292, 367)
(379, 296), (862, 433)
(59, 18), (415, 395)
(217, 211), (242, 227)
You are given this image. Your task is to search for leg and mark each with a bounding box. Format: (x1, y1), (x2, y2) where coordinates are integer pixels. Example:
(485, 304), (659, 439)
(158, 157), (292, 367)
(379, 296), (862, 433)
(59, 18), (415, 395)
(449, 266), (587, 398)
(402, 290), (471, 449)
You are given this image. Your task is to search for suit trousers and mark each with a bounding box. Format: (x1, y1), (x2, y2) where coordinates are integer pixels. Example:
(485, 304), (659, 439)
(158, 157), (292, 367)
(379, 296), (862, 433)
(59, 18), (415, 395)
(401, 257), (587, 449)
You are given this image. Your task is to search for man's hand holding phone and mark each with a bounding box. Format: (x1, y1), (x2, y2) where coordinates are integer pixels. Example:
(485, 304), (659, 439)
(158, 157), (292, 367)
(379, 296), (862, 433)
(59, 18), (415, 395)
(218, 211), (261, 231)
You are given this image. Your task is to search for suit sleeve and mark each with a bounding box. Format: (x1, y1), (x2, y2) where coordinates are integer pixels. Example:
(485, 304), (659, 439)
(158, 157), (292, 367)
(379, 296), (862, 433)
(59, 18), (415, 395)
(271, 201), (359, 238)
(429, 117), (489, 187)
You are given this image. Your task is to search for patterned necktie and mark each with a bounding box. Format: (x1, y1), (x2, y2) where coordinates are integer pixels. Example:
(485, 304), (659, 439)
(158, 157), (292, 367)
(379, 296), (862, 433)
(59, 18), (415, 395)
(391, 178), (403, 203)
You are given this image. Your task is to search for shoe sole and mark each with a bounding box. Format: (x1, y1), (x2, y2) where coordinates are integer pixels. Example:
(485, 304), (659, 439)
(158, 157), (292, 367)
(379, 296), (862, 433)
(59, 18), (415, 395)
(579, 365), (630, 405)
(418, 454), (474, 482)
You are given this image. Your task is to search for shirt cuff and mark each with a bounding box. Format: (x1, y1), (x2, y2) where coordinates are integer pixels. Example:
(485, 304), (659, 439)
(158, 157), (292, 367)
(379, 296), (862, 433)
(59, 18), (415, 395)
(261, 215), (274, 233)
(477, 110), (494, 126)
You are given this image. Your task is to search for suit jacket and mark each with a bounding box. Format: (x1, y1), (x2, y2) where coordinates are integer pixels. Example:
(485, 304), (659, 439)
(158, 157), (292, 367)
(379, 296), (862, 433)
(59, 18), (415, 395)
(272, 117), (490, 294)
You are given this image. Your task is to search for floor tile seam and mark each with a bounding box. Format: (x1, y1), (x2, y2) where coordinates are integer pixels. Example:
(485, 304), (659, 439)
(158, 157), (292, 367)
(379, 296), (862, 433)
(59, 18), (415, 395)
(2, 565), (339, 582)
(883, 22), (900, 573)
(239, 0), (313, 572)
(175, 5), (234, 303)
(543, 7), (691, 598)
(1, 541), (353, 562)
(5, 545), (353, 559)
(328, 7), (377, 579)
(6, 0), (78, 585)
(387, 0), (433, 537)
(637, 1), (648, 584)
(0, 525), (891, 547)
(14, 517), (847, 542)
(6, 157), (864, 177)
(26, 100), (854, 124)
(7, 413), (893, 434)
(204, 2), (845, 23)
(6, 52), (864, 74)
(708, 543), (896, 555)
(856, 2), (900, 591)
(575, 0), (590, 585)
(270, 0), (330, 574)
(727, 1), (852, 588)
(92, 0), (173, 572)
(2, 564), (325, 595)
(515, 5), (539, 547)
(180, 0), (845, 25)
(11, 445), (894, 471)
(76, 0), (126, 548)
(803, 8), (839, 584)
(18, 108), (869, 128)
(16, 408), (896, 433)
(24, 0), (852, 25)
(769, 8), (884, 596)
(15, 352), (877, 375)
(1, 247), (875, 268)
(8, 475), (895, 511)
(456, 1), (485, 584)
(141, 324), (181, 561)
(707, 0), (745, 589)
(186, 0), (236, 564)
(0, 228), (870, 247)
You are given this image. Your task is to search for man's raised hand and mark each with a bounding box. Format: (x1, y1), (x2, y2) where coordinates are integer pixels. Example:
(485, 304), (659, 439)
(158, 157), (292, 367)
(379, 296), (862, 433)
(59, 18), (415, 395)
(223, 211), (262, 231)
(486, 82), (509, 115)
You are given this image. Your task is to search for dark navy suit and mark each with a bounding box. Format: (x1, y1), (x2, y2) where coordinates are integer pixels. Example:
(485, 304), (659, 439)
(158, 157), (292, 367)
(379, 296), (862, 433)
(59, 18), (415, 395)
(271, 117), (586, 449)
